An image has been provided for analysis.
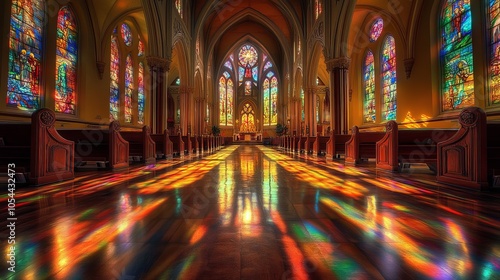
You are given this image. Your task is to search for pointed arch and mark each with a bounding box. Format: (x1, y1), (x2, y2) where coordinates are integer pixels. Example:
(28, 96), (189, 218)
(124, 54), (133, 123)
(110, 30), (120, 121)
(381, 35), (397, 121)
(489, 0), (500, 105)
(7, 0), (45, 110)
(55, 5), (78, 114)
(440, 0), (474, 111)
(363, 50), (375, 123)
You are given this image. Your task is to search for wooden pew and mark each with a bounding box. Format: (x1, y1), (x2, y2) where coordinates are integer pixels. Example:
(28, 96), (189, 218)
(197, 135), (203, 154)
(437, 107), (500, 190)
(312, 135), (330, 156)
(169, 133), (184, 157)
(182, 135), (192, 155)
(151, 129), (173, 159)
(325, 133), (351, 160)
(298, 136), (307, 153)
(0, 108), (74, 185)
(120, 126), (156, 164)
(345, 126), (385, 165)
(290, 135), (300, 153)
(58, 121), (129, 170)
(376, 121), (457, 172)
(191, 135), (199, 154)
(304, 135), (314, 154)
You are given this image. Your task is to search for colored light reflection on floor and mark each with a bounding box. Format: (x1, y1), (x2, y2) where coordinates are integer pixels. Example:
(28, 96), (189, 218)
(1, 145), (498, 279)
(320, 193), (478, 279)
(131, 146), (237, 194)
(259, 146), (368, 198)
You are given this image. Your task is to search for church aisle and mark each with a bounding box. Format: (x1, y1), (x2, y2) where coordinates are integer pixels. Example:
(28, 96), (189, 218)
(1, 145), (499, 279)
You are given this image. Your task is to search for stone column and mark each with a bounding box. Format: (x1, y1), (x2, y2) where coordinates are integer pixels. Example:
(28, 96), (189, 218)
(326, 57), (350, 134)
(146, 56), (171, 134)
(316, 91), (326, 135)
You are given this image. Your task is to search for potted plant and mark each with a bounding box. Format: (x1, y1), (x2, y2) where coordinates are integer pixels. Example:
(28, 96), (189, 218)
(276, 123), (286, 136)
(212, 125), (221, 136)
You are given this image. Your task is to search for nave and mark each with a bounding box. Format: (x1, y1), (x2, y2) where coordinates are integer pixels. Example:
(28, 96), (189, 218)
(1, 145), (499, 279)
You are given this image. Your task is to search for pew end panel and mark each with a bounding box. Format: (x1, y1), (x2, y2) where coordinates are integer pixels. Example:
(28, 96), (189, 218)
(30, 109), (75, 185)
(376, 121), (399, 172)
(109, 121), (129, 170)
(437, 107), (489, 190)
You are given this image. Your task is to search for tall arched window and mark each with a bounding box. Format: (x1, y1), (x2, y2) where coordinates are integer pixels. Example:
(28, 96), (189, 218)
(124, 54), (133, 123)
(301, 89), (305, 121)
(219, 59), (234, 126)
(176, 0), (183, 18)
(55, 6), (78, 114)
(110, 22), (146, 124)
(369, 18), (384, 42)
(363, 50), (376, 123)
(219, 44), (278, 128)
(262, 53), (278, 126)
(240, 103), (256, 132)
(315, 0), (323, 20)
(381, 35), (397, 121)
(263, 78), (270, 124)
(138, 62), (145, 124)
(441, 0), (474, 111)
(110, 31), (120, 121)
(270, 76), (278, 124)
(219, 76), (226, 125)
(7, 0), (45, 110)
(489, 0), (500, 105)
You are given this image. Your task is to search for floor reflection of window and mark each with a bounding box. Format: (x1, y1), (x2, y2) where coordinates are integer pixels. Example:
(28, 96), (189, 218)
(240, 103), (256, 132)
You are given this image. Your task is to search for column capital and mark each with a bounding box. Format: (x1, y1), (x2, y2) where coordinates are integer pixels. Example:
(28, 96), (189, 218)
(96, 61), (105, 80)
(325, 57), (351, 72)
(146, 56), (171, 72)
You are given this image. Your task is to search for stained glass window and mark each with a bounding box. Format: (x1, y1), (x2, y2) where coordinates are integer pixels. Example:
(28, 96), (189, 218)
(176, 0), (182, 18)
(441, 0), (474, 111)
(245, 81), (252, 95)
(263, 79), (270, 125)
(121, 23), (132, 46)
(489, 0), (500, 105)
(219, 74), (234, 126)
(110, 33), (120, 121)
(252, 67), (258, 81)
(363, 50), (376, 123)
(224, 60), (233, 70)
(124, 54), (133, 123)
(239, 45), (258, 67)
(7, 0), (45, 110)
(264, 61), (273, 72)
(138, 62), (145, 124)
(227, 79), (234, 125)
(138, 37), (144, 57)
(219, 77), (226, 125)
(381, 36), (397, 121)
(55, 6), (77, 114)
(238, 67), (245, 85)
(240, 103), (256, 132)
(301, 89), (305, 121)
(316, 95), (320, 123)
(271, 77), (278, 125)
(315, 0), (323, 20)
(369, 18), (384, 42)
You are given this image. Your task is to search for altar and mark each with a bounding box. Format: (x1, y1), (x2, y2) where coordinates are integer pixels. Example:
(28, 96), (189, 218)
(234, 132), (261, 142)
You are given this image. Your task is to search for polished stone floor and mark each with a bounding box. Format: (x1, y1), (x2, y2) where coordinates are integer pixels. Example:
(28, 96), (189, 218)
(1, 145), (499, 279)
